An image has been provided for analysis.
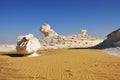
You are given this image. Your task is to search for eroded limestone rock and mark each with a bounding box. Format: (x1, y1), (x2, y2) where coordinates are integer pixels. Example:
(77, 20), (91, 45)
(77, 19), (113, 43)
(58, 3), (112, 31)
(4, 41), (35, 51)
(16, 34), (41, 57)
(39, 34), (103, 50)
(94, 28), (120, 48)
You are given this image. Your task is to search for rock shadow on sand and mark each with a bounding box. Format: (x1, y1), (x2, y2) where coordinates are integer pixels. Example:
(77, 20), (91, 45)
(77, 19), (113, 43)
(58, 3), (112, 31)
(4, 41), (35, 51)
(0, 53), (25, 57)
(69, 47), (90, 50)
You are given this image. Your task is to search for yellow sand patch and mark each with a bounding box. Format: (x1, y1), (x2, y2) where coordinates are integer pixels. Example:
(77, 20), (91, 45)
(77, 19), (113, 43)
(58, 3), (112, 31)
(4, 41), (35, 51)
(0, 49), (120, 80)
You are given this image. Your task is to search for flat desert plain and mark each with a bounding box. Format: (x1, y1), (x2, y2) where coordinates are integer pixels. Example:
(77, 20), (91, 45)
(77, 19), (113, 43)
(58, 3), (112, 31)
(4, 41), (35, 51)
(0, 49), (120, 80)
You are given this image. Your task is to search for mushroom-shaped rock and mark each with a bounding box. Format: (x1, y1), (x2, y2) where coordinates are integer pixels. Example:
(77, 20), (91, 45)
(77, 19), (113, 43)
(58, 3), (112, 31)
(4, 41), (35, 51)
(40, 24), (58, 37)
(80, 29), (88, 36)
(16, 34), (41, 57)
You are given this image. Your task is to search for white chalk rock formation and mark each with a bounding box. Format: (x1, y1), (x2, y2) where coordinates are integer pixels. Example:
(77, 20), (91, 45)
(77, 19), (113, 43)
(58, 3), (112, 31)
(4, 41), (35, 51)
(16, 34), (41, 57)
(39, 24), (103, 50)
(40, 24), (58, 37)
(94, 28), (120, 48)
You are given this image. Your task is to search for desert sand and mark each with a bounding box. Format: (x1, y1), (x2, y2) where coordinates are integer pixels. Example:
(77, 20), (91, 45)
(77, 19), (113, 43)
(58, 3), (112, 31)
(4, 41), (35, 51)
(0, 49), (120, 80)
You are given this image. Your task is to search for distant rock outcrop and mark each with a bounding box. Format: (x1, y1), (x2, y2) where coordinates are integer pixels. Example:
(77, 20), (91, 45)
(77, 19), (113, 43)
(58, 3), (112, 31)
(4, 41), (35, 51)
(94, 28), (120, 49)
(0, 44), (16, 52)
(40, 24), (59, 37)
(16, 34), (41, 57)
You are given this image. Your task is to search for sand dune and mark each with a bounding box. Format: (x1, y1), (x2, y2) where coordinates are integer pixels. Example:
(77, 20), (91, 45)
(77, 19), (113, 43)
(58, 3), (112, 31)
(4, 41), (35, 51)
(0, 49), (120, 80)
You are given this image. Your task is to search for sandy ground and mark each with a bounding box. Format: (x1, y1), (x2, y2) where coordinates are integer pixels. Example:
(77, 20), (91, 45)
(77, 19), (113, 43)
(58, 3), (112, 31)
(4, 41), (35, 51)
(0, 49), (120, 80)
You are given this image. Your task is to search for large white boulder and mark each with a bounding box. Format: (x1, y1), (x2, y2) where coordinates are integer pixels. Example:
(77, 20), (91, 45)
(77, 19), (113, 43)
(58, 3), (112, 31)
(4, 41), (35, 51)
(40, 24), (58, 37)
(16, 34), (41, 57)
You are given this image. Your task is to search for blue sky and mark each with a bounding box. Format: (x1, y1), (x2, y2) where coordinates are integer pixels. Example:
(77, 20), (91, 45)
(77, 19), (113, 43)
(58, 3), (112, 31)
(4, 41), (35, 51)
(0, 0), (120, 43)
